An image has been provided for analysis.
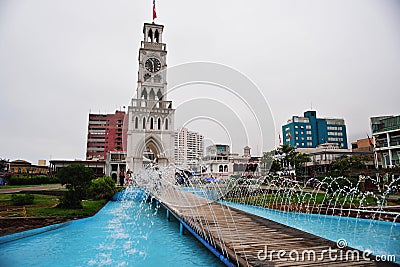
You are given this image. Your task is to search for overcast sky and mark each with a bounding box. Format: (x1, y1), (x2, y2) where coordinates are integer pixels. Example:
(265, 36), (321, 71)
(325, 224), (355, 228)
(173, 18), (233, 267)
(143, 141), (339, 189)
(1, 0), (399, 163)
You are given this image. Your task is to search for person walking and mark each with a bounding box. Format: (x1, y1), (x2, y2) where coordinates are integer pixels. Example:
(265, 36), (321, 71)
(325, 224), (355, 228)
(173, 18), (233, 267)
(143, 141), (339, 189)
(118, 170), (125, 187)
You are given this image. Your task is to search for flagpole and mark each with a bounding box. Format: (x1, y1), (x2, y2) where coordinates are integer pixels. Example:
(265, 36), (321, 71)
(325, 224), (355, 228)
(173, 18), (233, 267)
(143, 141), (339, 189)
(152, 0), (157, 22)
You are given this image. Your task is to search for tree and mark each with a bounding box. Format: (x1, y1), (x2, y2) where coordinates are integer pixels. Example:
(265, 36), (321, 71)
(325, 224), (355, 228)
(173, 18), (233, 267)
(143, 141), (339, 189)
(331, 155), (367, 176)
(57, 164), (94, 208)
(89, 176), (117, 200)
(275, 144), (298, 171)
(0, 158), (9, 172)
(293, 153), (311, 176)
(260, 151), (282, 174)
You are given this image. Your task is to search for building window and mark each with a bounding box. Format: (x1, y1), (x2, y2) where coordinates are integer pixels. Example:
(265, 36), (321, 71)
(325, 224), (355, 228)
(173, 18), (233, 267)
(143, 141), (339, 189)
(150, 118), (154, 129)
(219, 165), (223, 172)
(306, 125), (311, 129)
(157, 118), (161, 130)
(307, 137), (312, 141)
(142, 117), (146, 129)
(306, 131), (312, 135)
(233, 164), (238, 172)
(224, 165), (228, 172)
(165, 118), (169, 130)
(135, 117), (138, 129)
(307, 142), (312, 146)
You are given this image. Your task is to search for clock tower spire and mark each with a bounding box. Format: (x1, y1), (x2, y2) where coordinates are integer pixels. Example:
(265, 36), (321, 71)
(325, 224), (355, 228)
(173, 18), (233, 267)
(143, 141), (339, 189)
(126, 22), (175, 171)
(137, 23), (168, 101)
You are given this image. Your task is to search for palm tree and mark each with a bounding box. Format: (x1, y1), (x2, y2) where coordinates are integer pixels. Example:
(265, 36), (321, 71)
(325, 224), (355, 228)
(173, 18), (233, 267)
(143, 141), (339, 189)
(276, 144), (298, 171)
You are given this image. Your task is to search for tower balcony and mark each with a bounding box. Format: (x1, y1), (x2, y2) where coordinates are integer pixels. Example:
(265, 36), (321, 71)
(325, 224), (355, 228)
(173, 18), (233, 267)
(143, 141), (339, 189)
(130, 99), (173, 110)
(141, 41), (166, 51)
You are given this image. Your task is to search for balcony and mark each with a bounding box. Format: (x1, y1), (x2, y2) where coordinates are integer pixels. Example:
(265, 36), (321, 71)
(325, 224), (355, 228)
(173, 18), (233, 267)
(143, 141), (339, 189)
(141, 41), (166, 51)
(130, 99), (173, 110)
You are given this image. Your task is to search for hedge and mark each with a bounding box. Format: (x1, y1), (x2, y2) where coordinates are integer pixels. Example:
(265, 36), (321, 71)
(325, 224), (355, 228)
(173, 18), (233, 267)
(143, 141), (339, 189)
(11, 194), (35, 205)
(7, 176), (60, 185)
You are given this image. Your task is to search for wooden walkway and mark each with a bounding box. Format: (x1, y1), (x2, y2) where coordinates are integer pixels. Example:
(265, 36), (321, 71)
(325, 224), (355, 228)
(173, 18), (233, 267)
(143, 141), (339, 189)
(154, 188), (398, 267)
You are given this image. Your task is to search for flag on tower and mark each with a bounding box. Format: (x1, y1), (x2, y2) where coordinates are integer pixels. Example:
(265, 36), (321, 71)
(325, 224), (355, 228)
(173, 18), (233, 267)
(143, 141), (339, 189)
(153, 0), (157, 20)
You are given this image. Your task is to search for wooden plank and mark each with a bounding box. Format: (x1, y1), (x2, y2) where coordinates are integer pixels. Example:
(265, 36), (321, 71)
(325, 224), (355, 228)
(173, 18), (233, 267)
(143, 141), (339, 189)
(156, 189), (397, 267)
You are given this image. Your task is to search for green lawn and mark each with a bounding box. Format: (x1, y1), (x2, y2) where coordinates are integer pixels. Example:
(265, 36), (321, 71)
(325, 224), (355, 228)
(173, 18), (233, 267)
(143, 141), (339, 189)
(0, 193), (107, 217)
(28, 199), (107, 217)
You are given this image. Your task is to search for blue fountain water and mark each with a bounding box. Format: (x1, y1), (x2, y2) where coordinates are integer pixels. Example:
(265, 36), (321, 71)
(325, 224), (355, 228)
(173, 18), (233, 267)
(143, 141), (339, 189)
(223, 201), (400, 263)
(0, 195), (224, 267)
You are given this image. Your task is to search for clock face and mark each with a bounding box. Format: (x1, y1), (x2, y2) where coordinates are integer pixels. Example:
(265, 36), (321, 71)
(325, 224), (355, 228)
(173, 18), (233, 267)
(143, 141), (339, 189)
(145, 58), (161, 73)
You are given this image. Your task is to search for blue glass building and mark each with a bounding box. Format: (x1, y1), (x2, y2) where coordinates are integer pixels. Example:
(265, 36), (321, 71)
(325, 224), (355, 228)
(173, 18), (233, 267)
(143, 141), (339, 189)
(282, 111), (348, 149)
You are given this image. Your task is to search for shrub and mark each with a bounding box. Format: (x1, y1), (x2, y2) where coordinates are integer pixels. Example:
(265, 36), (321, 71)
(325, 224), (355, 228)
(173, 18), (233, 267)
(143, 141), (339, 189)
(8, 176), (60, 185)
(57, 164), (94, 209)
(89, 176), (117, 200)
(11, 194), (35, 205)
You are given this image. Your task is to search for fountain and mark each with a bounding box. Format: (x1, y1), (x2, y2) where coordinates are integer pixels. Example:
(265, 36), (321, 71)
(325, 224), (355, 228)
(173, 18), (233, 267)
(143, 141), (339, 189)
(121, 164), (399, 264)
(1, 165), (399, 266)
(222, 175), (400, 263)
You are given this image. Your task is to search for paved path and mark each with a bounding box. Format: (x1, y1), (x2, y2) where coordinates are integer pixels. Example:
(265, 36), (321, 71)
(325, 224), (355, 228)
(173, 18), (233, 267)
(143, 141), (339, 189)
(0, 184), (64, 194)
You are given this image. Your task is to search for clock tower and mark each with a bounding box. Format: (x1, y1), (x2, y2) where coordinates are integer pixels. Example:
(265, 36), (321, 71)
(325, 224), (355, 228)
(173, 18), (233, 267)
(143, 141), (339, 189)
(126, 22), (175, 171)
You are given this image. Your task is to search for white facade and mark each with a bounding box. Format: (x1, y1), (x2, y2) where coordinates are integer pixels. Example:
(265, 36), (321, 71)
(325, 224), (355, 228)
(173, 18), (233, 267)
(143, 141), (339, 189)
(126, 23), (175, 171)
(105, 151), (126, 181)
(174, 127), (204, 167)
(371, 115), (400, 168)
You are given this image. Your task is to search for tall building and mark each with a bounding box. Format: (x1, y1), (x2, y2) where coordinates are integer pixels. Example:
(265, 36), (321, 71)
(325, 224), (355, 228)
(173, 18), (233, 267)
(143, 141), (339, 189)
(371, 115), (400, 168)
(282, 110), (348, 149)
(174, 128), (204, 166)
(86, 111), (126, 160)
(126, 22), (175, 171)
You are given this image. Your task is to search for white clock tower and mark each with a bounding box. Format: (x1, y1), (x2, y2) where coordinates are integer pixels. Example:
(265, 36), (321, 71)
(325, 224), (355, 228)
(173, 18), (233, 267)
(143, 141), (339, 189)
(126, 22), (175, 171)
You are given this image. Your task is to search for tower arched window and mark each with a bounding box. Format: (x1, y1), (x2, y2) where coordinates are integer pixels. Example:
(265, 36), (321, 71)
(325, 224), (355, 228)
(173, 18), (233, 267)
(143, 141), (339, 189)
(224, 165), (228, 173)
(135, 117), (138, 129)
(141, 89), (147, 100)
(219, 165), (223, 173)
(148, 29), (153, 42)
(157, 89), (163, 100)
(157, 118), (161, 130)
(165, 118), (169, 130)
(150, 117), (154, 130)
(142, 117), (146, 129)
(149, 88), (155, 100)
(155, 30), (159, 43)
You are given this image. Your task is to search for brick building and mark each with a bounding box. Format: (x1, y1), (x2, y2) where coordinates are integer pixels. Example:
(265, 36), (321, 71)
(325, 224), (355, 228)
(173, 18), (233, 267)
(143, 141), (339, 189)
(86, 111), (126, 160)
